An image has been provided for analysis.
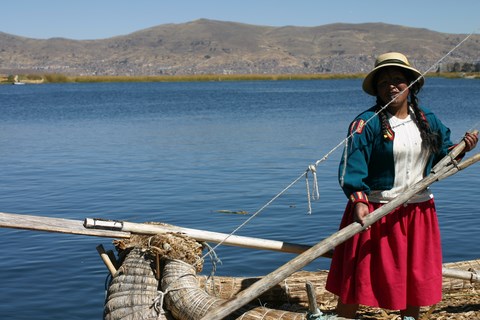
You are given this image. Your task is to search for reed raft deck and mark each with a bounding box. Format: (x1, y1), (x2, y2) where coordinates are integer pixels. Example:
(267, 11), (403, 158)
(103, 233), (480, 320)
(2, 211), (478, 319)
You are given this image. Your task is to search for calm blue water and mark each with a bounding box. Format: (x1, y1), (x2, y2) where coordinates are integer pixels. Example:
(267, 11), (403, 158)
(0, 79), (479, 319)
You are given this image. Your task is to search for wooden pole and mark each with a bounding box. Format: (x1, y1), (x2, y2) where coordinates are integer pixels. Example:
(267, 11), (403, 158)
(0, 212), (130, 239)
(2, 211), (477, 282)
(96, 244), (117, 276)
(442, 267), (479, 282)
(106, 250), (119, 269)
(84, 217), (324, 256)
(306, 281), (320, 316)
(0, 210), (324, 256)
(437, 153), (479, 180)
(200, 133), (478, 320)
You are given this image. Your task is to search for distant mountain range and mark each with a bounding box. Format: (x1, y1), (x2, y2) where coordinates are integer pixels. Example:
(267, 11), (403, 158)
(1, 19), (479, 76)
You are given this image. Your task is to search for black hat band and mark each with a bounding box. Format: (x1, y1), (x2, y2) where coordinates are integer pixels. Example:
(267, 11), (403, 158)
(375, 59), (409, 68)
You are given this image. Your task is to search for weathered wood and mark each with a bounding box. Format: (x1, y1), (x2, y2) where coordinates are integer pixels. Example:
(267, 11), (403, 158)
(306, 281), (320, 315)
(430, 130), (477, 176)
(0, 212), (130, 238)
(438, 152), (479, 180)
(200, 133), (479, 320)
(442, 267), (479, 282)
(0, 210), (329, 259)
(84, 217), (328, 256)
(106, 250), (119, 269)
(96, 244), (117, 276)
(442, 259), (480, 290)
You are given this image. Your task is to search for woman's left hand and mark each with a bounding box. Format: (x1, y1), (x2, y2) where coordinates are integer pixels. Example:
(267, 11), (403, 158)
(464, 132), (478, 152)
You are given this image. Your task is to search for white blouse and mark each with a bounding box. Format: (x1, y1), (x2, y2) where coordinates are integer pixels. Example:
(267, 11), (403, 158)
(369, 111), (433, 203)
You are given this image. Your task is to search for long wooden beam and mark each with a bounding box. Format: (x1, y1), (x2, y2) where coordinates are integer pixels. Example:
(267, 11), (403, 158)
(84, 217), (318, 255)
(0, 211), (321, 256)
(0, 211), (130, 238)
(0, 213), (477, 283)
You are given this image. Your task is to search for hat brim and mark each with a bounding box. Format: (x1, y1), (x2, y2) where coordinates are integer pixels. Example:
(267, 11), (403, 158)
(362, 63), (424, 96)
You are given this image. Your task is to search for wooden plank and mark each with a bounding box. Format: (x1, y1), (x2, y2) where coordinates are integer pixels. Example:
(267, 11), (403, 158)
(0, 212), (130, 238)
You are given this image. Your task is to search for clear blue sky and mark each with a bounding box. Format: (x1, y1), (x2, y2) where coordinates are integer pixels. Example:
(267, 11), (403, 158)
(2, 0), (479, 40)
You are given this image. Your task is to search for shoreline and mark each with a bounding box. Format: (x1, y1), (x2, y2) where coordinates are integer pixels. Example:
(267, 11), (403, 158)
(1, 72), (478, 84)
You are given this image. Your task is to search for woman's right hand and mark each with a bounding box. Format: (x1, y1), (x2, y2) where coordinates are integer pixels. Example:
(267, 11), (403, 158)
(354, 202), (370, 227)
(464, 131), (478, 152)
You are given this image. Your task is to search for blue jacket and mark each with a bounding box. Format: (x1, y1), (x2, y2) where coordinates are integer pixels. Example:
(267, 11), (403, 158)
(339, 105), (454, 201)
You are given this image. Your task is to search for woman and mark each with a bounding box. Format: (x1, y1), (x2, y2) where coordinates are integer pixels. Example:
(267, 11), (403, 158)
(325, 52), (478, 319)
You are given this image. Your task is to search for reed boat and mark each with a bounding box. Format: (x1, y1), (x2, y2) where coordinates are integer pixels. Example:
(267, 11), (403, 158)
(102, 233), (480, 320)
(1, 210), (478, 319)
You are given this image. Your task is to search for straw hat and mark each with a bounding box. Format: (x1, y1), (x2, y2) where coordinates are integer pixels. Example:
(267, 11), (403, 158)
(362, 52), (424, 96)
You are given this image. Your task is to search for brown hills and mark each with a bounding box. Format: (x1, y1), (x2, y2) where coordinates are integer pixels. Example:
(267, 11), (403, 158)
(0, 19), (479, 76)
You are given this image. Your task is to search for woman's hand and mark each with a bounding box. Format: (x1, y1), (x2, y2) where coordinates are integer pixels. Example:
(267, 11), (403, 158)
(353, 202), (370, 227)
(464, 131), (478, 152)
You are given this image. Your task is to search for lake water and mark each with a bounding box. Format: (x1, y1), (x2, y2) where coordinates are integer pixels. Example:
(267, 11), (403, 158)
(0, 79), (479, 319)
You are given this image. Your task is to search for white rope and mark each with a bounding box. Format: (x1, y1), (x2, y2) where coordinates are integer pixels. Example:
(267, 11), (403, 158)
(202, 242), (221, 294)
(305, 164), (320, 214)
(153, 272), (200, 315)
(283, 279), (291, 304)
(198, 29), (478, 261)
(153, 290), (167, 314)
(197, 172), (306, 264)
(204, 242), (221, 274)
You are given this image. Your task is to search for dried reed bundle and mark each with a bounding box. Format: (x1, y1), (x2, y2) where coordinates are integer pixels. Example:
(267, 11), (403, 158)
(104, 247), (173, 320)
(161, 258), (315, 319)
(200, 270), (336, 309)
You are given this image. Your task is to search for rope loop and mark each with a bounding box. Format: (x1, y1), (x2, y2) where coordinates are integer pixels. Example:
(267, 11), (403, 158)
(153, 290), (167, 314)
(306, 164), (320, 214)
(201, 242), (222, 294)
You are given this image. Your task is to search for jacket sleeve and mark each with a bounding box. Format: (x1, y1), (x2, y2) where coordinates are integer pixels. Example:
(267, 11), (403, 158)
(338, 117), (375, 204)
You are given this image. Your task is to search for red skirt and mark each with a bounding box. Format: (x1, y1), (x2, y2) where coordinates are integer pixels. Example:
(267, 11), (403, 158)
(325, 199), (442, 310)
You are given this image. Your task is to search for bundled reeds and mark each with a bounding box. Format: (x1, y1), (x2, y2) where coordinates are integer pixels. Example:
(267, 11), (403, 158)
(102, 233), (480, 320)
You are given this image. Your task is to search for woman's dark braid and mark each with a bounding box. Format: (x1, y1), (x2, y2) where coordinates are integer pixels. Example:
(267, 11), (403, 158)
(375, 100), (395, 141)
(409, 89), (441, 154)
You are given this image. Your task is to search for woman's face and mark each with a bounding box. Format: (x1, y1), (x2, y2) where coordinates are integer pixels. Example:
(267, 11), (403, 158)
(375, 67), (410, 109)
